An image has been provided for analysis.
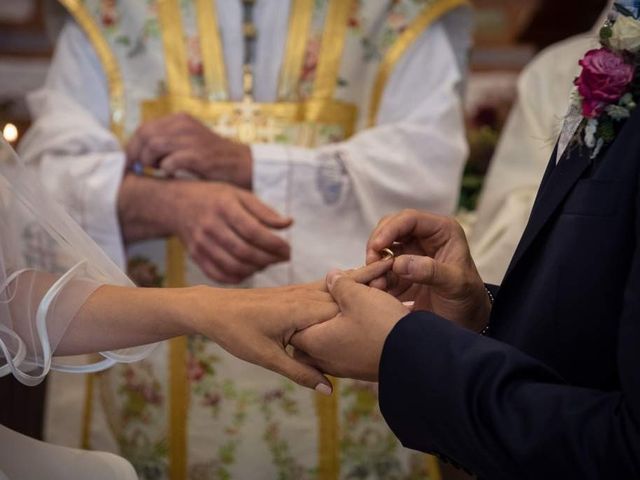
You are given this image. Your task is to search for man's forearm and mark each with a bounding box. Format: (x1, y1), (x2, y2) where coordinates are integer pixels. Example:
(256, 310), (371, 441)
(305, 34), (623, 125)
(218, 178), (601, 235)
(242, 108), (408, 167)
(117, 174), (180, 243)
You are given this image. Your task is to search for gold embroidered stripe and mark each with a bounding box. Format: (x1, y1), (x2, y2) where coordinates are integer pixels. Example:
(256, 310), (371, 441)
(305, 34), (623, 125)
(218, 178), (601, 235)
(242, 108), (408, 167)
(141, 96), (358, 137)
(278, 0), (315, 101)
(316, 378), (340, 480)
(157, 0), (191, 97)
(166, 238), (189, 480)
(368, 0), (470, 126)
(312, 0), (356, 100)
(58, 0), (126, 141)
(168, 337), (189, 480)
(196, 0), (229, 100)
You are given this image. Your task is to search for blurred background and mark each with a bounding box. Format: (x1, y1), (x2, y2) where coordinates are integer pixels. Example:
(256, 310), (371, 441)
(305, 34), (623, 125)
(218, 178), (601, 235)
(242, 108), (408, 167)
(0, 0), (607, 453)
(0, 0), (607, 207)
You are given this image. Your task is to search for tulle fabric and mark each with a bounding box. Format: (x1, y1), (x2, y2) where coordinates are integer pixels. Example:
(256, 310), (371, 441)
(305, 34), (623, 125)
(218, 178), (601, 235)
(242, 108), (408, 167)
(0, 137), (154, 386)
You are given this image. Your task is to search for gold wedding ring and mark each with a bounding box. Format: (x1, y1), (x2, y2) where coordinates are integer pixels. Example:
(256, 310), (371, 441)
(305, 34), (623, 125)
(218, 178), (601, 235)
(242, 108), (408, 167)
(381, 248), (395, 260)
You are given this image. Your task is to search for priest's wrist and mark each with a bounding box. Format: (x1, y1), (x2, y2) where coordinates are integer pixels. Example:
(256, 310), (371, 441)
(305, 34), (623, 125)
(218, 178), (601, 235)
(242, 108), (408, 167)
(117, 174), (180, 243)
(234, 143), (254, 190)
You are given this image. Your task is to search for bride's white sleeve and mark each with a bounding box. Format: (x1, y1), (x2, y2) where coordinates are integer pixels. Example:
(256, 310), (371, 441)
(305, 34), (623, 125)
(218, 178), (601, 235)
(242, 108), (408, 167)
(0, 138), (154, 386)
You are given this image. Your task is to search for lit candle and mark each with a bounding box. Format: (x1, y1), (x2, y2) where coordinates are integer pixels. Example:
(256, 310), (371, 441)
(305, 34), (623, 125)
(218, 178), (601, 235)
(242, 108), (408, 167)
(2, 123), (18, 144)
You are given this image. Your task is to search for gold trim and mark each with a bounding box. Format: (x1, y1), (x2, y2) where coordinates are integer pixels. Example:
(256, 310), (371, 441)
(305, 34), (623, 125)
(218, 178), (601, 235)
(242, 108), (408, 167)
(57, 0), (126, 141)
(166, 237), (189, 480)
(312, 0), (355, 100)
(157, 0), (191, 97)
(316, 378), (340, 480)
(278, 0), (314, 101)
(166, 237), (185, 289)
(196, 0), (229, 100)
(368, 0), (470, 126)
(168, 337), (189, 480)
(141, 96), (358, 138)
(426, 454), (442, 480)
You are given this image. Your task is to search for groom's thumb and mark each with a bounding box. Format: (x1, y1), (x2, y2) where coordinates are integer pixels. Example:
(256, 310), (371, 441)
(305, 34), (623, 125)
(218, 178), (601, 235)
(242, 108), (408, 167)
(326, 270), (366, 310)
(393, 255), (460, 290)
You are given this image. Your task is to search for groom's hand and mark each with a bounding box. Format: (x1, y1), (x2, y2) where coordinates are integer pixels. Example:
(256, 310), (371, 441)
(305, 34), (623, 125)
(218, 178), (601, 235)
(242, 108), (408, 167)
(366, 209), (491, 332)
(291, 266), (409, 382)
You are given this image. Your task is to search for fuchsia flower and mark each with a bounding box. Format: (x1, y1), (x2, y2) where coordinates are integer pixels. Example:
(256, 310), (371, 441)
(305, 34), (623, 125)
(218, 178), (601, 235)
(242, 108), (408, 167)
(574, 48), (635, 118)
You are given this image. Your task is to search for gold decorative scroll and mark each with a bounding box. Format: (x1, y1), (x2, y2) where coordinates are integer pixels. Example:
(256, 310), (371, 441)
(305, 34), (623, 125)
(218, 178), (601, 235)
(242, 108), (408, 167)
(278, 0), (315, 100)
(57, 0), (126, 141)
(368, 0), (470, 126)
(141, 95), (357, 138)
(312, 0), (356, 100)
(196, 0), (229, 100)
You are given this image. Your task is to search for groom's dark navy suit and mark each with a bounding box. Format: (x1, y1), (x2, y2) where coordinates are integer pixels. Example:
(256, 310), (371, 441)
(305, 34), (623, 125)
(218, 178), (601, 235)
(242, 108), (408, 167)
(379, 109), (640, 478)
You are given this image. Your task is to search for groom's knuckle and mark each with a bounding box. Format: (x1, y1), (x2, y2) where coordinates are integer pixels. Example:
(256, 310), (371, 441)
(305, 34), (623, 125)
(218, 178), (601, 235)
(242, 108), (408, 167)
(418, 258), (435, 282)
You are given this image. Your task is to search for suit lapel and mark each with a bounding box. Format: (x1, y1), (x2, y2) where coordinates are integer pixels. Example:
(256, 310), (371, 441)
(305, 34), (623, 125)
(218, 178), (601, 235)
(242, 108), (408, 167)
(502, 143), (592, 281)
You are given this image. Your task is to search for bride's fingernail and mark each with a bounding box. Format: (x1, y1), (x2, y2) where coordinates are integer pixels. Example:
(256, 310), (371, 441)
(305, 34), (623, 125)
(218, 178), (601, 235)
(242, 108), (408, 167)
(315, 383), (333, 396)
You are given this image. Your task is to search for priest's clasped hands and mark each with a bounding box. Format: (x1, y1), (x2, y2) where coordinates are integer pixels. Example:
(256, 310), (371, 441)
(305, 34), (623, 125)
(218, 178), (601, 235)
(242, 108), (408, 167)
(289, 209), (493, 391)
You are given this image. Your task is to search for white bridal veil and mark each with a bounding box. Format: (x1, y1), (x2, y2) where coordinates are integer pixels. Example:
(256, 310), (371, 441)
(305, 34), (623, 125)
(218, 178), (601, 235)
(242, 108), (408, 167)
(0, 137), (153, 386)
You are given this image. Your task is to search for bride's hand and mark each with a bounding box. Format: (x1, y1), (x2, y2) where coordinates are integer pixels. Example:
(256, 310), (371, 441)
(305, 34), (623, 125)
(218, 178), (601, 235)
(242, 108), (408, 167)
(183, 283), (339, 393)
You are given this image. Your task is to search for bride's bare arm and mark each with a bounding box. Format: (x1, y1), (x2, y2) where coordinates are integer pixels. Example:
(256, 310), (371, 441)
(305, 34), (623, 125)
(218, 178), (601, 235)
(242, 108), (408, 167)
(59, 283), (340, 392)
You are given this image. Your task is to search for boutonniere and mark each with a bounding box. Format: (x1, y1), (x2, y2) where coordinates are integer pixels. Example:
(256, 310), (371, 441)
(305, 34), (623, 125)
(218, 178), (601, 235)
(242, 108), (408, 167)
(567, 3), (640, 159)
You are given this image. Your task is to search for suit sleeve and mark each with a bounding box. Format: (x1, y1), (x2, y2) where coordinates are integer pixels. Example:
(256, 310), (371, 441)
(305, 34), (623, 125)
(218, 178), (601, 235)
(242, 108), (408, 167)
(379, 254), (640, 477)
